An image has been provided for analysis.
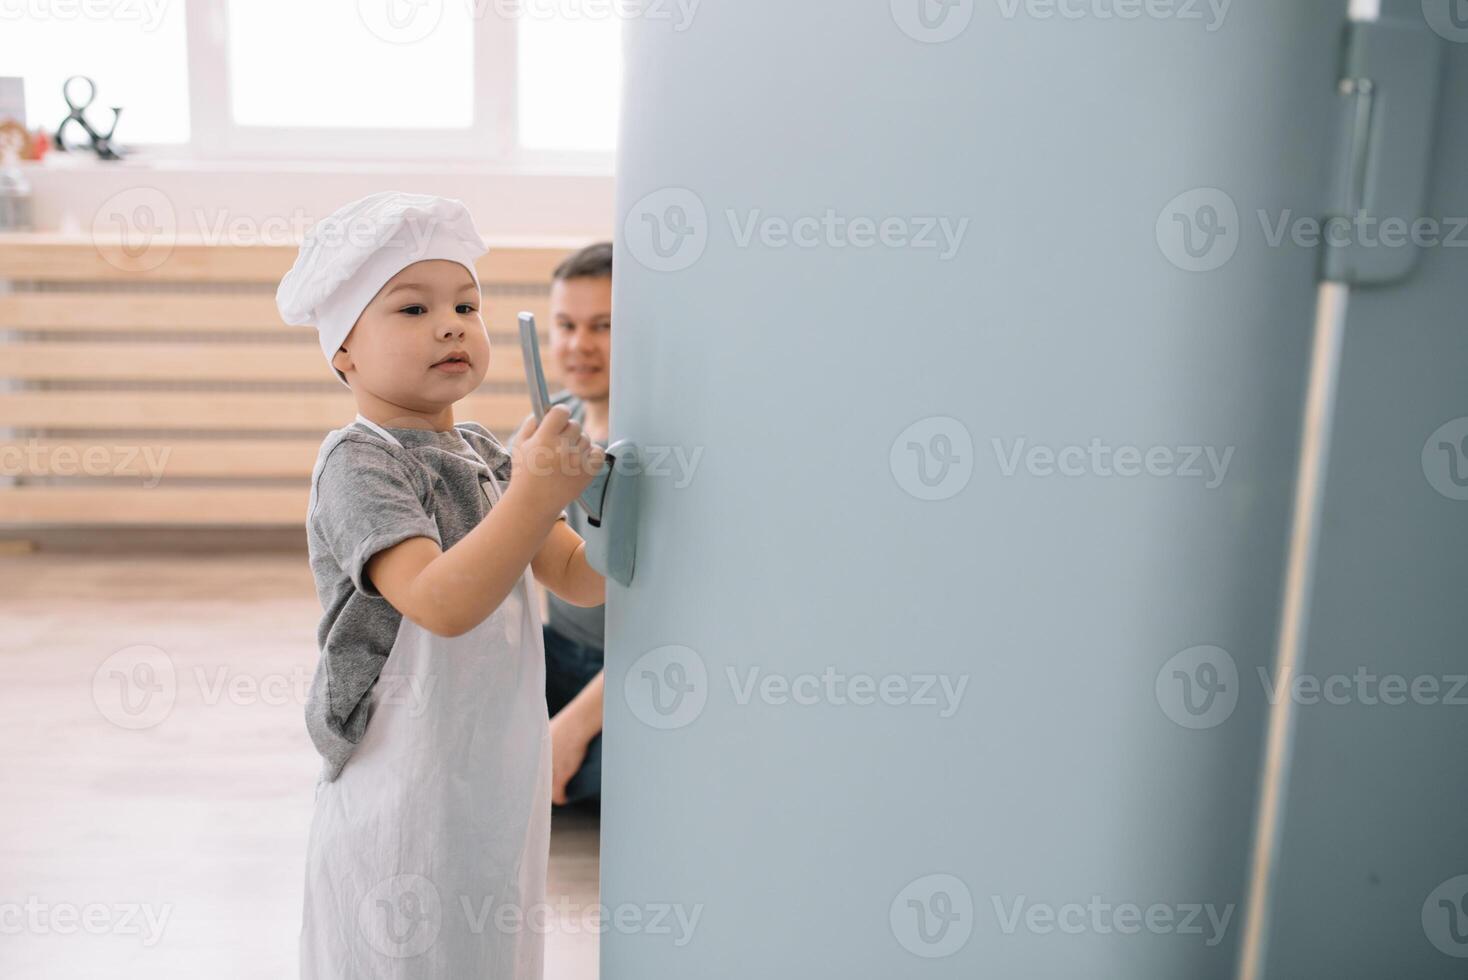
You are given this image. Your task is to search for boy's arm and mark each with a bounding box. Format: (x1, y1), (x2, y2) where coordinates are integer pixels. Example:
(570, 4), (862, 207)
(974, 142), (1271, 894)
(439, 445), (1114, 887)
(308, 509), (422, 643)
(368, 406), (602, 637)
(531, 521), (606, 608)
(367, 484), (563, 637)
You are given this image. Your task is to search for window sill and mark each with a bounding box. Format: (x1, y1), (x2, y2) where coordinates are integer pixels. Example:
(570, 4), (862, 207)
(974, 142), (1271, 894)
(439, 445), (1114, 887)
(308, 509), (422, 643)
(23, 151), (615, 180)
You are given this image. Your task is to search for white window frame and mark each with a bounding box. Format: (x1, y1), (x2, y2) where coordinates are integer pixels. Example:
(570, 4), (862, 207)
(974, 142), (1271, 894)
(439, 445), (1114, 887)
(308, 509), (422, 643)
(169, 0), (613, 172)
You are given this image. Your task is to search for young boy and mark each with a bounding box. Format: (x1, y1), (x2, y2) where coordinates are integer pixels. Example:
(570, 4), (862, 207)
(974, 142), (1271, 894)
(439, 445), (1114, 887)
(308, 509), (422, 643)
(277, 191), (605, 978)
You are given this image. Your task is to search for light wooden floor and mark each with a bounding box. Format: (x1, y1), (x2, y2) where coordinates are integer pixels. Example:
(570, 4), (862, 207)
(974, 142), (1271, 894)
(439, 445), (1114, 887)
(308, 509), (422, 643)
(0, 553), (600, 980)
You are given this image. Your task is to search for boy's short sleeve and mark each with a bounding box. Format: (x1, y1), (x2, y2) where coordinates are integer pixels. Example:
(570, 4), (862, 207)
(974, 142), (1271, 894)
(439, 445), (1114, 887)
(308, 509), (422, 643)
(311, 438), (441, 597)
(491, 445), (512, 486)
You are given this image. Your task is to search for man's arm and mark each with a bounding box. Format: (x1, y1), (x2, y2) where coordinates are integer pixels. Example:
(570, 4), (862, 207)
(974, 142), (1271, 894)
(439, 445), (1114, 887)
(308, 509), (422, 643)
(531, 521), (606, 607)
(549, 670), (605, 805)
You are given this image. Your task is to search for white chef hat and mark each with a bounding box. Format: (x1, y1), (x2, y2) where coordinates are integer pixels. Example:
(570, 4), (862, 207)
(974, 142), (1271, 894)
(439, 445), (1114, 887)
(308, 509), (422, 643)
(276, 192), (488, 385)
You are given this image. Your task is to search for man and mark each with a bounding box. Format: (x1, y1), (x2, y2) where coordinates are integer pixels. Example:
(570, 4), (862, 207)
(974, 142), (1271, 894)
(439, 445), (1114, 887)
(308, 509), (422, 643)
(541, 242), (612, 806)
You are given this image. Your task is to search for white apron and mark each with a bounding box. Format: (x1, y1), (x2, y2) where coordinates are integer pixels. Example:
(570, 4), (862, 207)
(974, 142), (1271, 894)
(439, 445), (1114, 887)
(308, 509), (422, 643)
(301, 418), (551, 979)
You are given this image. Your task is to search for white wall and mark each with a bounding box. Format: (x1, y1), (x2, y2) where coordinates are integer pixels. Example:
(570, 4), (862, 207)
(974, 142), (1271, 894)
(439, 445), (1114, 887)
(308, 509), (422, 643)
(20, 159), (615, 243)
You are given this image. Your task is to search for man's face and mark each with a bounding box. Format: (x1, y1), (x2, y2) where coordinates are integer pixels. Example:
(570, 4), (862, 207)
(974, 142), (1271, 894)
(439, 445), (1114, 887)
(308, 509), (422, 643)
(548, 275), (611, 402)
(332, 259), (491, 413)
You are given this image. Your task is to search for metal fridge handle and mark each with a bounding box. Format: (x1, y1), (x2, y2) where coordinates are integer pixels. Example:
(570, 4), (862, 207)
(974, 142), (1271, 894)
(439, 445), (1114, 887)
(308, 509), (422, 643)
(517, 311), (641, 586)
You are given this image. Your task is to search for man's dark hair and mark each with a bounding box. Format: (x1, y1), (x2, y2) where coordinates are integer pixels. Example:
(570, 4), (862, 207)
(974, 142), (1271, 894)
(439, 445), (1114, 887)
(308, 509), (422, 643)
(553, 242), (612, 282)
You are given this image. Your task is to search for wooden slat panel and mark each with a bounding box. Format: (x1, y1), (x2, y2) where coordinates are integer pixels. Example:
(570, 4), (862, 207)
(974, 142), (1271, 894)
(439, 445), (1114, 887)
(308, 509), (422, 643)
(0, 236), (577, 285)
(0, 236), (575, 528)
(0, 293), (287, 331)
(0, 487), (307, 525)
(0, 342), (551, 385)
(0, 440), (322, 479)
(0, 239), (295, 283)
(0, 392), (531, 432)
(481, 246), (581, 285)
(485, 297), (553, 334)
(3, 343), (322, 382)
(0, 293), (550, 335)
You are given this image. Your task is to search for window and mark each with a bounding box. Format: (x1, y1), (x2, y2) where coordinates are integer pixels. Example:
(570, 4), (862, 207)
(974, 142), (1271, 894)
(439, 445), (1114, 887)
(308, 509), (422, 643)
(517, 12), (622, 153)
(224, 0), (474, 129)
(0, 3), (191, 144)
(0, 0), (622, 166)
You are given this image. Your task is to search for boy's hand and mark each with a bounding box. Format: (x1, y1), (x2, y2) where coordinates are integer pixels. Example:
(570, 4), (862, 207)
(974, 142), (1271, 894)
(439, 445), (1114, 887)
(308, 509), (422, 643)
(508, 405), (605, 516)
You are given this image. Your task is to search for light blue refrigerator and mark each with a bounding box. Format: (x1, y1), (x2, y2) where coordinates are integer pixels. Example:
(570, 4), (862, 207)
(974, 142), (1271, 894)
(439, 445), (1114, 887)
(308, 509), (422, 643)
(593, 0), (1468, 976)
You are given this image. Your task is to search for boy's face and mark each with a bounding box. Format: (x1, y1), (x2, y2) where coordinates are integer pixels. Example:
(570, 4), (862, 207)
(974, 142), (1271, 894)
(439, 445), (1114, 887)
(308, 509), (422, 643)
(332, 259), (490, 411)
(548, 275), (611, 403)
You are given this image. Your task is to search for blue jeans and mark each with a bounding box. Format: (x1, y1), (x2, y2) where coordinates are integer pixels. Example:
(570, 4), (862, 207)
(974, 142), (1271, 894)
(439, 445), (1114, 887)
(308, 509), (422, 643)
(543, 625), (603, 804)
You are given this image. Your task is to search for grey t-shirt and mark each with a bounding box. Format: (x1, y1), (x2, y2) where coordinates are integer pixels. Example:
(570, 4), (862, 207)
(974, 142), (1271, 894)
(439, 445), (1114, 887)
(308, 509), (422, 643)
(538, 393), (607, 654)
(304, 419), (517, 782)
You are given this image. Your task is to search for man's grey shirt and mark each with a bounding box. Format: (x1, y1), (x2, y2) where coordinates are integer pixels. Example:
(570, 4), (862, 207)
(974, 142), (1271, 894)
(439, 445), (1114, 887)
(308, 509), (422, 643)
(540, 392), (607, 654)
(304, 420), (513, 782)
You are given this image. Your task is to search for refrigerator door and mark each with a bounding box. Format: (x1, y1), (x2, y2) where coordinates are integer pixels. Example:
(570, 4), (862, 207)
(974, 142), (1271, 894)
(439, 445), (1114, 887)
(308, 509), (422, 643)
(603, 3), (1346, 977)
(1260, 2), (1468, 976)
